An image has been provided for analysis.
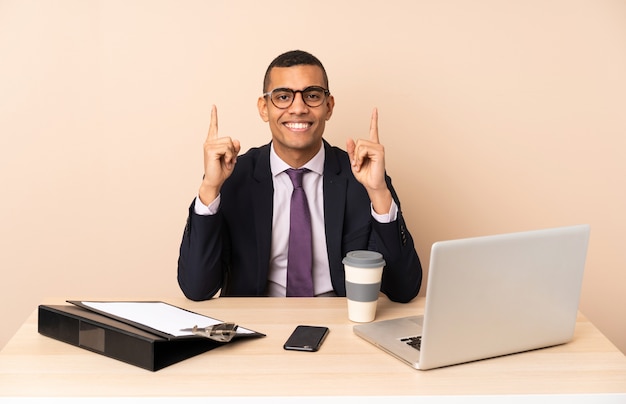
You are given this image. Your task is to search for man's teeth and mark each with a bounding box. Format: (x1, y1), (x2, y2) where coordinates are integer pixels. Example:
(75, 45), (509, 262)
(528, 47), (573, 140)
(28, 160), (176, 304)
(285, 122), (309, 129)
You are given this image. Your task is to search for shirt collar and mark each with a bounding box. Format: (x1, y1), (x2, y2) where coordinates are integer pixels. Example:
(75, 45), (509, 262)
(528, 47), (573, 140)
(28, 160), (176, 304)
(270, 142), (325, 177)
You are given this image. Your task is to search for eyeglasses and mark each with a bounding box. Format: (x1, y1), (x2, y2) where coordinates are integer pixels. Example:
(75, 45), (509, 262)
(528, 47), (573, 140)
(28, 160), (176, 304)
(263, 86), (330, 109)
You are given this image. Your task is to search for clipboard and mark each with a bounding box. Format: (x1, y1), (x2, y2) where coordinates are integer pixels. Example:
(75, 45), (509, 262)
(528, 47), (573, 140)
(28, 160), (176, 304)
(67, 300), (264, 341)
(37, 301), (265, 371)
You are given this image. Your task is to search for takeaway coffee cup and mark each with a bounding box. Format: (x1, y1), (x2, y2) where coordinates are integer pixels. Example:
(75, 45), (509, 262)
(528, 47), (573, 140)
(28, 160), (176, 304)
(343, 250), (386, 323)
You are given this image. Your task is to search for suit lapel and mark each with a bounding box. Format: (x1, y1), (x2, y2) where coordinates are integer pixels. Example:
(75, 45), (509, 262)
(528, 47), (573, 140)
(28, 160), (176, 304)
(251, 144), (274, 288)
(323, 142), (347, 280)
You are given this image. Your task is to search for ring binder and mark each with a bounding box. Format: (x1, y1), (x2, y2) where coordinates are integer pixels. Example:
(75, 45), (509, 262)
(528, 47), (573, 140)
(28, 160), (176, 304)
(38, 302), (264, 371)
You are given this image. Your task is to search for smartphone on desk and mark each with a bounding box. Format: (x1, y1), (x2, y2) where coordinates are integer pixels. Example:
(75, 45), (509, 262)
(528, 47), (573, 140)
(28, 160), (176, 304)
(283, 325), (329, 352)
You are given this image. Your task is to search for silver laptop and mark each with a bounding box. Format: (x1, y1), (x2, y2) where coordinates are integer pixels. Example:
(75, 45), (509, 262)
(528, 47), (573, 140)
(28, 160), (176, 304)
(354, 224), (590, 370)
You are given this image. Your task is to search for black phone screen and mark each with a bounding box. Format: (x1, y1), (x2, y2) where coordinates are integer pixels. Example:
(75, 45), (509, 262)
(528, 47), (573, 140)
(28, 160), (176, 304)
(283, 325), (329, 352)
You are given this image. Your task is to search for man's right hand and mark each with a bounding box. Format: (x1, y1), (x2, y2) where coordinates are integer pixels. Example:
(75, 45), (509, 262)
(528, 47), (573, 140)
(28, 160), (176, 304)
(198, 105), (241, 205)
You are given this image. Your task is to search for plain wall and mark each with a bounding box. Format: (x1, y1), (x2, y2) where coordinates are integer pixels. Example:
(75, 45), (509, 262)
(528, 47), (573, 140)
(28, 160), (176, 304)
(1, 0), (625, 354)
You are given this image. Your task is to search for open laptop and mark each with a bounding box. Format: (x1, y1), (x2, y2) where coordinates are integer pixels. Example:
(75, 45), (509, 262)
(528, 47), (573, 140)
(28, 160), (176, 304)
(353, 224), (590, 370)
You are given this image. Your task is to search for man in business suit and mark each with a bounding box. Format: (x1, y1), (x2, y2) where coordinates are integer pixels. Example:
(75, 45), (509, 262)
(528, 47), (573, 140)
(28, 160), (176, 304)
(178, 50), (422, 302)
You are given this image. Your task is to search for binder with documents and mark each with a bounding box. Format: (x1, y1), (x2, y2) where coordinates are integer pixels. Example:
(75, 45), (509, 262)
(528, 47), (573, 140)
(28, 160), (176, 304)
(38, 302), (265, 371)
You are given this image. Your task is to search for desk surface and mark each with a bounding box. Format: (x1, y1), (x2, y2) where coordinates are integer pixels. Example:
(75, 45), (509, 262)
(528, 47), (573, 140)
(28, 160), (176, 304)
(0, 296), (625, 400)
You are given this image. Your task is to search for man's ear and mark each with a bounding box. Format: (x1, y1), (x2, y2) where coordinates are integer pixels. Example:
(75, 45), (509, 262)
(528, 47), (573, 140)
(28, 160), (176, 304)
(257, 97), (269, 122)
(325, 95), (335, 121)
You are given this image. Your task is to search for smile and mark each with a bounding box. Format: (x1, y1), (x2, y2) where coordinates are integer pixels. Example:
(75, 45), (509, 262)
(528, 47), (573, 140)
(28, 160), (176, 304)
(284, 122), (312, 130)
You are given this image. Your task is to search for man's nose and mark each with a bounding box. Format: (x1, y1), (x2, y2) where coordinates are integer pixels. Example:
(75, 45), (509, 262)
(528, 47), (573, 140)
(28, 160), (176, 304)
(289, 91), (309, 112)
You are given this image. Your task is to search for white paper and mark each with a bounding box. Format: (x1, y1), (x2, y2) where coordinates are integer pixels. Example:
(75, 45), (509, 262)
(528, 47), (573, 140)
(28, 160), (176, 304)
(80, 301), (254, 337)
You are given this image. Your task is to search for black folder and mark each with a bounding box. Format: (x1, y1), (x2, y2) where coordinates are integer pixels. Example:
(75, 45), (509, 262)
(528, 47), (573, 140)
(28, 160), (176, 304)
(38, 302), (265, 371)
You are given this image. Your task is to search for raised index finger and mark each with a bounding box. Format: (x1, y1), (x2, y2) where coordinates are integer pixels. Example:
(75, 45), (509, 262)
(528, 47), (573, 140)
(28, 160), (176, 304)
(369, 107), (380, 144)
(207, 104), (219, 140)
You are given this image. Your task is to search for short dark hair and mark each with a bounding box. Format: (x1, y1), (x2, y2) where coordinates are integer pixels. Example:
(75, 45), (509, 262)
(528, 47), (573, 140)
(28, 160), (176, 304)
(263, 50), (329, 93)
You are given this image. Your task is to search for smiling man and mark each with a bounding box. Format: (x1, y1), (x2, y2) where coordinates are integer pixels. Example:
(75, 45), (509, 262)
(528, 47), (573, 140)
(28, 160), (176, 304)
(177, 50), (422, 302)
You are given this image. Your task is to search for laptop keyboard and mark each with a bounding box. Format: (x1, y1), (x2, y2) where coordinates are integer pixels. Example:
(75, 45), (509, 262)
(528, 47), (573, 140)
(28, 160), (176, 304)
(401, 336), (422, 351)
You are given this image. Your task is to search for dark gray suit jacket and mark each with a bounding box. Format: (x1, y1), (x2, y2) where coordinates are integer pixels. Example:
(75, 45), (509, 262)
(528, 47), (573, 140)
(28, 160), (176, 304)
(177, 140), (422, 302)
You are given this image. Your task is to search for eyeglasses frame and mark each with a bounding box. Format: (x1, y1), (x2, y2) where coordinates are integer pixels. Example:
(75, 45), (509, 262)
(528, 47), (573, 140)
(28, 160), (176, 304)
(262, 86), (331, 109)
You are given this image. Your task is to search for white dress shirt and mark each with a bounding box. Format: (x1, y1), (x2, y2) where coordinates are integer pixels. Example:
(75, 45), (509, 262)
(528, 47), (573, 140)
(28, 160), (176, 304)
(194, 142), (398, 296)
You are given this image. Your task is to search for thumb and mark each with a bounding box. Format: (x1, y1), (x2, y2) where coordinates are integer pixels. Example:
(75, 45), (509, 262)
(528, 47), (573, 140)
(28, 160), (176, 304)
(346, 138), (356, 162)
(233, 139), (241, 155)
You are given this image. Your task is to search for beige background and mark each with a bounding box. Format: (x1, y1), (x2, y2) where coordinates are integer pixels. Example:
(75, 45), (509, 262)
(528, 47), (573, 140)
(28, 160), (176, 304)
(1, 0), (624, 354)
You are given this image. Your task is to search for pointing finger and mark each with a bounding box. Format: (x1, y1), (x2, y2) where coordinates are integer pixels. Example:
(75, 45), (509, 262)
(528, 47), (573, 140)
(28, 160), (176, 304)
(369, 107), (379, 144)
(207, 105), (218, 140)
